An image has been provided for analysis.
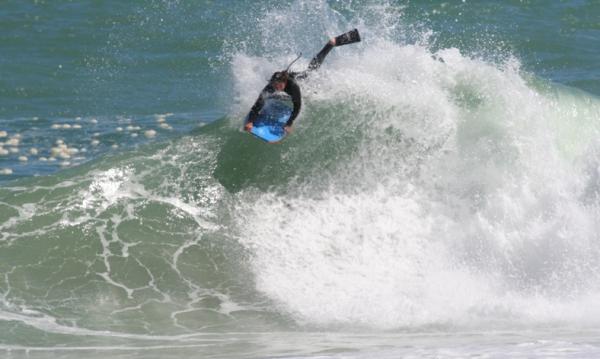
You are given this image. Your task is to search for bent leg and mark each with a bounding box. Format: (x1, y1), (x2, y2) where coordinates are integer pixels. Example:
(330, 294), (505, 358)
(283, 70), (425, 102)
(308, 42), (334, 71)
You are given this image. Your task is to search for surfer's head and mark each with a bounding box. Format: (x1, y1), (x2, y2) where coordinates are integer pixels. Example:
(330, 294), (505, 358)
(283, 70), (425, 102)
(270, 71), (288, 91)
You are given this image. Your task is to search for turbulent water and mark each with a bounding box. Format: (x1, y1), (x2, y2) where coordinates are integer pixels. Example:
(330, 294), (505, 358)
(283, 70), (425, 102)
(2, 1), (600, 358)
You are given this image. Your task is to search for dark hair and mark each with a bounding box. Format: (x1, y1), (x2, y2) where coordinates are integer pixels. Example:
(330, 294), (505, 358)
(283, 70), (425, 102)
(270, 71), (289, 84)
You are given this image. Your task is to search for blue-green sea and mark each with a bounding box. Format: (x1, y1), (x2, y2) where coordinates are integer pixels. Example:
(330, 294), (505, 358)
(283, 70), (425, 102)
(2, 1), (600, 358)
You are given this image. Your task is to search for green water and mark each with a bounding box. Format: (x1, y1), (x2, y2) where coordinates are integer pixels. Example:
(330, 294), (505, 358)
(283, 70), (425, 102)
(2, 1), (600, 358)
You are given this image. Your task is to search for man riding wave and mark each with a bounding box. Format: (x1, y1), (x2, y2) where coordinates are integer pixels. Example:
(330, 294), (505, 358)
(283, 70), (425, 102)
(245, 29), (361, 134)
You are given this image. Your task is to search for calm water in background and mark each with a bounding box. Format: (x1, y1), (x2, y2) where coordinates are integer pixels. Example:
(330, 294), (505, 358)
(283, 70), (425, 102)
(1, 1), (600, 358)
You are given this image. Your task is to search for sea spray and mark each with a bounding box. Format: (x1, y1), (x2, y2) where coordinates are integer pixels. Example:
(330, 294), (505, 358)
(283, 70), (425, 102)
(2, 1), (600, 357)
(230, 4), (600, 330)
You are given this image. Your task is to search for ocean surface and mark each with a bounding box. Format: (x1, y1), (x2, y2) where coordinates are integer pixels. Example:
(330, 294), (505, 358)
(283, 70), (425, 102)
(2, 1), (600, 358)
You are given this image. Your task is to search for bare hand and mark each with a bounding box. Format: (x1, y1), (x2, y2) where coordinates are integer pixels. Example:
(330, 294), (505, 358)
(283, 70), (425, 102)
(244, 122), (253, 132)
(284, 125), (292, 134)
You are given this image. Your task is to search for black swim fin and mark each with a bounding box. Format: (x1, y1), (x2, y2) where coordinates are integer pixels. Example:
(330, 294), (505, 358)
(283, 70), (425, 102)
(334, 29), (361, 46)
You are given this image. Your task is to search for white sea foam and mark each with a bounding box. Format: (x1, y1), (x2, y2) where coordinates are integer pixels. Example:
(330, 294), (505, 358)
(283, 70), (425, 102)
(232, 7), (600, 330)
(79, 167), (135, 212)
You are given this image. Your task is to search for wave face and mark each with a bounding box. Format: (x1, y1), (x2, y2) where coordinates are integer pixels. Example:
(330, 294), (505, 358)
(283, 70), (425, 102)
(2, 0), (600, 357)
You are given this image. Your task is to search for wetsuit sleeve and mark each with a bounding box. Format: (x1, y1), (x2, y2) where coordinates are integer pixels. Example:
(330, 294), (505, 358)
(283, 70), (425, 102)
(247, 84), (273, 124)
(284, 79), (302, 127)
(292, 42), (334, 80)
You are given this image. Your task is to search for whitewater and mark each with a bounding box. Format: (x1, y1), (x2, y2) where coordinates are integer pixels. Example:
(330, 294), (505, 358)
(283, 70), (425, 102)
(2, 1), (600, 358)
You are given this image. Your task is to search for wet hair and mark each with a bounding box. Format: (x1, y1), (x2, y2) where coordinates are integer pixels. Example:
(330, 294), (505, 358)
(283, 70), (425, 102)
(269, 71), (289, 84)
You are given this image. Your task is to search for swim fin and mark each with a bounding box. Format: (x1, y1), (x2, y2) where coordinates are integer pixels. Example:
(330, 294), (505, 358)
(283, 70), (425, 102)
(334, 29), (361, 46)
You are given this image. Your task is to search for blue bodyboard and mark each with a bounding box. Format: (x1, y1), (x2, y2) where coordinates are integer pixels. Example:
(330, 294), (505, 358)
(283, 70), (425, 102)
(245, 92), (293, 143)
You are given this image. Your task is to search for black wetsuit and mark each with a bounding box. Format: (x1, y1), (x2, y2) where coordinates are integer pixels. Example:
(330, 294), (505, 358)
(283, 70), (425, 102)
(247, 43), (335, 127)
(247, 77), (302, 127)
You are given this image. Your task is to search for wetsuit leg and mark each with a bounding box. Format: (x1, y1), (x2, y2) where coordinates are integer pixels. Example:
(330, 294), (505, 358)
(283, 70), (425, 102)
(290, 42), (334, 80)
(308, 43), (334, 71)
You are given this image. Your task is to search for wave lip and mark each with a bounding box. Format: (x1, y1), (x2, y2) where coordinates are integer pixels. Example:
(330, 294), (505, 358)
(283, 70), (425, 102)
(228, 2), (600, 330)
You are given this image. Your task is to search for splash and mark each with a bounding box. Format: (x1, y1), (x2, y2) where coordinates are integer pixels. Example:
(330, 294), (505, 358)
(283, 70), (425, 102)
(230, 0), (600, 330)
(2, 0), (600, 343)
